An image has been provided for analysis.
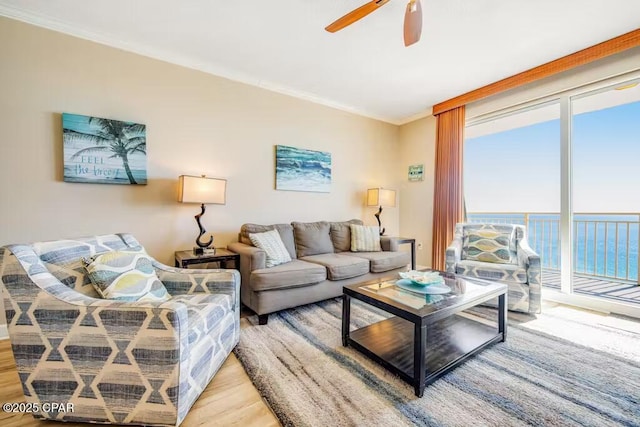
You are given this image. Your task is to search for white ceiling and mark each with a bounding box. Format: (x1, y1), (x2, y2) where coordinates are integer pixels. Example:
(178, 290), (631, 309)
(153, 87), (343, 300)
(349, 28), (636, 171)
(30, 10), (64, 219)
(1, 0), (639, 124)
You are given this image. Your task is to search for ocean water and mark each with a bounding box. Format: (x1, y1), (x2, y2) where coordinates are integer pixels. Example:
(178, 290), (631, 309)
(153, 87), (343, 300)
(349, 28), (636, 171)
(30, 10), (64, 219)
(468, 214), (639, 281)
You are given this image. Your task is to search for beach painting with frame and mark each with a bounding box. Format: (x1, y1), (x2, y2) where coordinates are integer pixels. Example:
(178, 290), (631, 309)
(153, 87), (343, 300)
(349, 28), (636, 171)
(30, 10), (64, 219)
(63, 113), (147, 184)
(275, 145), (331, 193)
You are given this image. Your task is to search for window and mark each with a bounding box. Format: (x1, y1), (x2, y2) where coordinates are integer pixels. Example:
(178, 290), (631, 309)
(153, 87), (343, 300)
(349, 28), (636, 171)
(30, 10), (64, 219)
(464, 77), (640, 317)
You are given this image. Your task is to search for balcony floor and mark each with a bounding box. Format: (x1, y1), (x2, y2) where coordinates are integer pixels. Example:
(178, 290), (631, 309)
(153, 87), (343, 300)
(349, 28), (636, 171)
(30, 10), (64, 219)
(542, 270), (640, 306)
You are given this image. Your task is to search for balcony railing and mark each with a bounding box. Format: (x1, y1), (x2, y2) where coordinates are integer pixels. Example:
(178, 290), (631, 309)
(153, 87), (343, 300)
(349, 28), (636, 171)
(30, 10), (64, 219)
(467, 213), (640, 284)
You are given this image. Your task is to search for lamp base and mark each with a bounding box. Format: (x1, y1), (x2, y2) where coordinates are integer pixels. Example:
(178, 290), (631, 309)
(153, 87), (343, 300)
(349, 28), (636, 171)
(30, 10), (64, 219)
(374, 205), (386, 236)
(193, 247), (215, 255)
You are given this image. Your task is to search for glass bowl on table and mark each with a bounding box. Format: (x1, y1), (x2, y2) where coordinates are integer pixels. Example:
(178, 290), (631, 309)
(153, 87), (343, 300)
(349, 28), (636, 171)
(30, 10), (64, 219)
(398, 270), (445, 286)
(397, 270), (450, 295)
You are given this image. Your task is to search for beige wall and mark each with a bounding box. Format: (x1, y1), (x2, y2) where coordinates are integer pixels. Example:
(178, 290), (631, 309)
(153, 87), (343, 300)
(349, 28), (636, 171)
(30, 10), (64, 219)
(398, 116), (437, 268)
(0, 17), (402, 329)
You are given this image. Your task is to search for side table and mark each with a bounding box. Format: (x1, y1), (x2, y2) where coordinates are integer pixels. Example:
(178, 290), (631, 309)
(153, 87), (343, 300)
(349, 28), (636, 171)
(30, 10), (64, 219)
(394, 237), (416, 270)
(175, 248), (240, 269)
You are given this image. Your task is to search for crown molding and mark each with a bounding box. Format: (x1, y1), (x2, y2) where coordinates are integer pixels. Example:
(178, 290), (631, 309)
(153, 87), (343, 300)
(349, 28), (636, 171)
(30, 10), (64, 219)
(396, 107), (433, 125)
(0, 4), (414, 125)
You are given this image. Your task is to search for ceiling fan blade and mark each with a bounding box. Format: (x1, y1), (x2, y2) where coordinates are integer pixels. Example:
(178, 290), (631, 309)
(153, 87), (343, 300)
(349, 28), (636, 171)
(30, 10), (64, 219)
(325, 0), (391, 33)
(403, 0), (422, 46)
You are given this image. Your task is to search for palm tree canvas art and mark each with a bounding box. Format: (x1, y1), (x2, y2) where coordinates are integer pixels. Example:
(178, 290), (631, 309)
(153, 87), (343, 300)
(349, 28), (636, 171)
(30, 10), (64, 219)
(62, 113), (147, 184)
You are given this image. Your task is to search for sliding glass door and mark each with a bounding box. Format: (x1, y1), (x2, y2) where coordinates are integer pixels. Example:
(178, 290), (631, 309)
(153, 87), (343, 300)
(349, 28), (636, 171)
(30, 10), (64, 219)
(465, 102), (562, 289)
(464, 76), (640, 317)
(570, 82), (640, 306)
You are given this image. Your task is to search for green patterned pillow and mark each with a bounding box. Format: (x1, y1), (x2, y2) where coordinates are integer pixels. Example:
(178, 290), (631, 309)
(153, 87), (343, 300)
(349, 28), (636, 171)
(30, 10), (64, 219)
(350, 224), (382, 252)
(82, 251), (171, 302)
(462, 229), (516, 264)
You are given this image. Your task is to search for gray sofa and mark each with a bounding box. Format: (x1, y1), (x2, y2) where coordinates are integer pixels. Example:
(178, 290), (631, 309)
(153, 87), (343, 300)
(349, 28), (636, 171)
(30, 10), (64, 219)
(227, 219), (410, 324)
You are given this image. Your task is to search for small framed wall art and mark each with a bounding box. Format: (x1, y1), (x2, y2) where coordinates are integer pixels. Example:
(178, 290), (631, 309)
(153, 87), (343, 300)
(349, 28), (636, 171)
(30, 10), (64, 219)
(408, 164), (424, 182)
(62, 113), (147, 185)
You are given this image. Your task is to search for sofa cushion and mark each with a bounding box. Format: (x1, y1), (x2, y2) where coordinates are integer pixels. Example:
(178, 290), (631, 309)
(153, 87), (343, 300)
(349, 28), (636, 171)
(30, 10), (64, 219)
(249, 229), (292, 268)
(342, 251), (410, 273)
(330, 219), (363, 252)
(300, 253), (369, 281)
(455, 260), (528, 284)
(240, 223), (297, 259)
(350, 224), (382, 252)
(251, 259), (327, 291)
(82, 250), (170, 302)
(292, 221), (334, 257)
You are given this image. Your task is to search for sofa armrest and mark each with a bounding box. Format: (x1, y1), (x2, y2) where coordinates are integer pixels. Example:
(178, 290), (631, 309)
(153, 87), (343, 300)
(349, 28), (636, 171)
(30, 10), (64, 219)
(445, 235), (463, 273)
(227, 242), (267, 287)
(517, 239), (542, 313)
(517, 239), (539, 267)
(152, 260), (240, 309)
(380, 236), (399, 252)
(227, 242), (266, 269)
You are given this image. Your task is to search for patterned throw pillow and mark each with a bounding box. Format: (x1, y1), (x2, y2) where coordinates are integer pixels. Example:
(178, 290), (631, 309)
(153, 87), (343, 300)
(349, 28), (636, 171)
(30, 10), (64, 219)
(249, 229), (292, 268)
(82, 251), (171, 302)
(462, 229), (516, 264)
(350, 224), (382, 252)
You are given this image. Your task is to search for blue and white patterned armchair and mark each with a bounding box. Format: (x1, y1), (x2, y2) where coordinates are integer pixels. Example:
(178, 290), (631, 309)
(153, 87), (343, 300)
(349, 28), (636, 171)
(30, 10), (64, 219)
(0, 233), (240, 426)
(446, 223), (541, 314)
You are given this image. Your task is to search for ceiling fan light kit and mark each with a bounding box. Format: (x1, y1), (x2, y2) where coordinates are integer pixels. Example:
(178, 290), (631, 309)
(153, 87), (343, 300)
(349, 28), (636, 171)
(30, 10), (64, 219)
(325, 0), (422, 47)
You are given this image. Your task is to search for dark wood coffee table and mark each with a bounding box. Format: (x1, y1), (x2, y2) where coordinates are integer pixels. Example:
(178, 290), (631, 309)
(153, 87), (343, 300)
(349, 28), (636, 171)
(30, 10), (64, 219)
(342, 271), (507, 397)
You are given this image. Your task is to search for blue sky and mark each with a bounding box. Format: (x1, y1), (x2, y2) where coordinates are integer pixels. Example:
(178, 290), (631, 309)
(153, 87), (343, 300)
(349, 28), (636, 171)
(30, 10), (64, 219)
(465, 100), (640, 213)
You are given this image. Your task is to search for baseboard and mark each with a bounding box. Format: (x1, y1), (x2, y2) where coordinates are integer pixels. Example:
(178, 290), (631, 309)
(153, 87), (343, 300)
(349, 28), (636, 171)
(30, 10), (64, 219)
(0, 325), (8, 340)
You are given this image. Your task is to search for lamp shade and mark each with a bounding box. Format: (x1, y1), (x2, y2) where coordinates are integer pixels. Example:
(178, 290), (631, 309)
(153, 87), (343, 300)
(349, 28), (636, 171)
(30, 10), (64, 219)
(178, 175), (226, 204)
(367, 188), (396, 207)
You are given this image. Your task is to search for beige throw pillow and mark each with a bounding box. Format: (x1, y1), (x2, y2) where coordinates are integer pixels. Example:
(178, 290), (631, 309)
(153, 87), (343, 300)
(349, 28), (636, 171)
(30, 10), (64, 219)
(350, 224), (382, 252)
(249, 229), (292, 268)
(330, 219), (363, 252)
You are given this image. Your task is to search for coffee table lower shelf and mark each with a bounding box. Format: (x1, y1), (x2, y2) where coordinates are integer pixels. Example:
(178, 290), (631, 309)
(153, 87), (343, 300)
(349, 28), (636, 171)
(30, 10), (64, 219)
(346, 314), (502, 394)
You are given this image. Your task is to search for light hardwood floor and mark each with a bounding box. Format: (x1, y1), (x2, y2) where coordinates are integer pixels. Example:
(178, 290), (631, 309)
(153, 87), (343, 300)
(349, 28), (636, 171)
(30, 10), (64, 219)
(0, 320), (280, 427)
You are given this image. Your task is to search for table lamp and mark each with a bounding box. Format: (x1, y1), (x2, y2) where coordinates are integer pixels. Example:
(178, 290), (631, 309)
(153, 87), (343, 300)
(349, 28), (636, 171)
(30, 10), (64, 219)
(178, 175), (226, 254)
(366, 188), (396, 236)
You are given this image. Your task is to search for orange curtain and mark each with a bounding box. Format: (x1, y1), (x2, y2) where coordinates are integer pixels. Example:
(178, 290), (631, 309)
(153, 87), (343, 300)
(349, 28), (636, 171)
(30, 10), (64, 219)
(431, 106), (465, 270)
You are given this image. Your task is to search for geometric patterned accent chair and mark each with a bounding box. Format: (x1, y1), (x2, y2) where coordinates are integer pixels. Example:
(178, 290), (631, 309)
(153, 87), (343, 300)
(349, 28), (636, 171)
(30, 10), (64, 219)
(0, 233), (240, 426)
(446, 223), (541, 314)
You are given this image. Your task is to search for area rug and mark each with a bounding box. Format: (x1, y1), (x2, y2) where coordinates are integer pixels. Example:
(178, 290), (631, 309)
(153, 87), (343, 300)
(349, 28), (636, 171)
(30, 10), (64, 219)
(234, 299), (640, 427)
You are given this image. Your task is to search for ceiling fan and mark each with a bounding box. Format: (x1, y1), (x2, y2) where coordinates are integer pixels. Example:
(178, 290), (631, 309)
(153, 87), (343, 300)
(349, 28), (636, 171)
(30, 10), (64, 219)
(325, 0), (423, 47)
